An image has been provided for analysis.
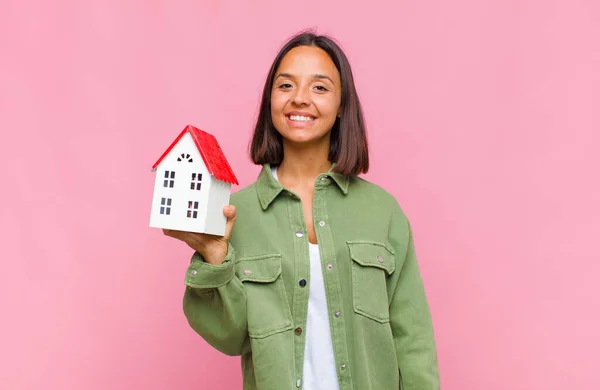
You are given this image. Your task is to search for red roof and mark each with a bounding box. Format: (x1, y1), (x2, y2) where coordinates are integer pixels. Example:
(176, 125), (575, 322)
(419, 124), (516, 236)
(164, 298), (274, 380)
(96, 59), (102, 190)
(152, 125), (239, 185)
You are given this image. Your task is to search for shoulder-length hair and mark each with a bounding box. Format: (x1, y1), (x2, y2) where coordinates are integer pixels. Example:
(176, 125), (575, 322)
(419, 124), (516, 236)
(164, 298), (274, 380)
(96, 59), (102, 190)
(249, 30), (369, 176)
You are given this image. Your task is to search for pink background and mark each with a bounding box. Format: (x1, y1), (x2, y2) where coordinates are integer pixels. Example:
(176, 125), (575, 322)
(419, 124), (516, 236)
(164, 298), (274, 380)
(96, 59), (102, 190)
(1, 1), (598, 389)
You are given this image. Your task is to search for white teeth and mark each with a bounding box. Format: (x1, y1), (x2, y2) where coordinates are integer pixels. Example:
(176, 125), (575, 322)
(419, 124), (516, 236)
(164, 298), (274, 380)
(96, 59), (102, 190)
(289, 115), (314, 122)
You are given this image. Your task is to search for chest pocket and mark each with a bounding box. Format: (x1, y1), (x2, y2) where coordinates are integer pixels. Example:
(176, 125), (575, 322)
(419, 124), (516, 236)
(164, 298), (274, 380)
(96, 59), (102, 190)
(347, 241), (396, 323)
(235, 254), (293, 339)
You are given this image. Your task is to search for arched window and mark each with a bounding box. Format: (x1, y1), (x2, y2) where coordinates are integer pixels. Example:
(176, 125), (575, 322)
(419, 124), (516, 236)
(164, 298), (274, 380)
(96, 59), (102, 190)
(177, 153), (193, 163)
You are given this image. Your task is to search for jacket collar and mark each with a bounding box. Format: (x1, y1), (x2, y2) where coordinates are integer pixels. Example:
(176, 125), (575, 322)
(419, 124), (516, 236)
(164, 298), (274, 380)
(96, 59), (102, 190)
(256, 163), (350, 210)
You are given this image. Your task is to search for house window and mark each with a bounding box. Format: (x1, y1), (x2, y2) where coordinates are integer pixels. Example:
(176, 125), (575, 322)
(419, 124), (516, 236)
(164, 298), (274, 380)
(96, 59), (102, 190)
(177, 153), (193, 163)
(190, 173), (202, 190)
(187, 201), (199, 218)
(160, 198), (172, 215)
(163, 171), (175, 188)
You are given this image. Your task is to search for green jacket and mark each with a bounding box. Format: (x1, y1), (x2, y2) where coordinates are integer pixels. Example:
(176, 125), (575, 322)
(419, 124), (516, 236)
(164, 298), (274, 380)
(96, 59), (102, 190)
(183, 164), (440, 390)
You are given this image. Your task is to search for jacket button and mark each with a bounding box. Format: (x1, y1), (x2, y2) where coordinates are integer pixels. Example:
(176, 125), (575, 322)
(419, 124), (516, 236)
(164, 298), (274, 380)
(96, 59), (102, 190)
(299, 279), (307, 287)
(377, 255), (384, 263)
(295, 327), (303, 335)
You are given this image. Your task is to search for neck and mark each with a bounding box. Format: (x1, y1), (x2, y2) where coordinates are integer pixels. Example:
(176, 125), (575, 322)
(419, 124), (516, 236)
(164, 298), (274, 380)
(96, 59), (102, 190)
(277, 137), (332, 184)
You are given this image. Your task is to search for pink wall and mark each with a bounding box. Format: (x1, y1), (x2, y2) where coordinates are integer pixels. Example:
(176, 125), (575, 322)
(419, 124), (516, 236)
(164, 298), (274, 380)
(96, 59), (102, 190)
(1, 1), (598, 389)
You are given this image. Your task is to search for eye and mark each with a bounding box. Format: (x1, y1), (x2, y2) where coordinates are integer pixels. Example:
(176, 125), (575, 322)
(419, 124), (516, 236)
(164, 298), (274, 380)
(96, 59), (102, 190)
(315, 85), (329, 93)
(277, 83), (293, 89)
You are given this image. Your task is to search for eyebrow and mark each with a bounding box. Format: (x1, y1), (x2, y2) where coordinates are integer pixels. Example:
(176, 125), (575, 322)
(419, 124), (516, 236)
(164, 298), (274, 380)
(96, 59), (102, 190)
(275, 72), (335, 84)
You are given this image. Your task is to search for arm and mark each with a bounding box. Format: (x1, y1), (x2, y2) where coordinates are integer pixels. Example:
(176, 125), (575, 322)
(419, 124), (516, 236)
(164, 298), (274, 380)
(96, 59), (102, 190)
(389, 214), (440, 389)
(183, 244), (251, 356)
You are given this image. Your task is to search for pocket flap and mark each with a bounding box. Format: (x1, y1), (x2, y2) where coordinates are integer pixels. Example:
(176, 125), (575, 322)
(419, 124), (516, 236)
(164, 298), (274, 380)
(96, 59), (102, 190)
(235, 254), (283, 283)
(347, 241), (395, 275)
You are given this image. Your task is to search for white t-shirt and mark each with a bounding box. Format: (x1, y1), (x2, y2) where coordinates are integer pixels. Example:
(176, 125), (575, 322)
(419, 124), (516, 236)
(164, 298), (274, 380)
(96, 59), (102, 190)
(271, 167), (339, 390)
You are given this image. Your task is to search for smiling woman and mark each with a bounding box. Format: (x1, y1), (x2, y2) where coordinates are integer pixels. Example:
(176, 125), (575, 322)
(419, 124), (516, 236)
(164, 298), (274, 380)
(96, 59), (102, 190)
(167, 30), (441, 390)
(270, 45), (342, 145)
(250, 32), (369, 177)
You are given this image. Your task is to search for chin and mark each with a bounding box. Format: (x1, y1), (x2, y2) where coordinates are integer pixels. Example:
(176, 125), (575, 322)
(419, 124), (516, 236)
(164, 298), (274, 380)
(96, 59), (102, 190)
(274, 118), (333, 144)
(281, 130), (331, 146)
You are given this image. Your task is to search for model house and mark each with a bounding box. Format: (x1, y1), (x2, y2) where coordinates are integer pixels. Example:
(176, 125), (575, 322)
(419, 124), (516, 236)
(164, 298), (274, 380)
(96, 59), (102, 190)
(149, 125), (238, 236)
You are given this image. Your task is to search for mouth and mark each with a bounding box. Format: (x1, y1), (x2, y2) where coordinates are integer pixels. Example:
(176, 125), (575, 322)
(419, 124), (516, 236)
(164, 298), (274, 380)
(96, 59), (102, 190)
(286, 114), (316, 124)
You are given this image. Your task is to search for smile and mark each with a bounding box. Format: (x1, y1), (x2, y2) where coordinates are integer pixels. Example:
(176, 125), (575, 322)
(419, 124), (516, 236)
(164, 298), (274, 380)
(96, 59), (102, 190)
(287, 115), (315, 122)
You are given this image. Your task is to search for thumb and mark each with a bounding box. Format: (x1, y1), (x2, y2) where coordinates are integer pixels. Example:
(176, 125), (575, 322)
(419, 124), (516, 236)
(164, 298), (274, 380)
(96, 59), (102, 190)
(223, 205), (237, 240)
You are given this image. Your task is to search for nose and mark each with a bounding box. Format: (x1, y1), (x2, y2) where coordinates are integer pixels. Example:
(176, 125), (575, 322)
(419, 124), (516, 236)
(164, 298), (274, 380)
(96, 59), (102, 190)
(292, 85), (310, 106)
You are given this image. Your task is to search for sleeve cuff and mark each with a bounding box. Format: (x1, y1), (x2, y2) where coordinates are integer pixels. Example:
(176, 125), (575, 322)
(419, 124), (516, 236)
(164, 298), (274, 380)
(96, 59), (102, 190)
(184, 244), (236, 289)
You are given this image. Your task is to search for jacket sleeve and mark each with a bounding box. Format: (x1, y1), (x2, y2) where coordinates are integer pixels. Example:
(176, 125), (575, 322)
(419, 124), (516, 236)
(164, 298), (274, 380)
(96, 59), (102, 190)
(182, 243), (251, 356)
(388, 210), (440, 389)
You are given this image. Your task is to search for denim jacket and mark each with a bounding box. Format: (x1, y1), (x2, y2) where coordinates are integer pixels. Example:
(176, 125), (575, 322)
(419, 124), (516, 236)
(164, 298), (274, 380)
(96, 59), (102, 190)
(183, 164), (440, 390)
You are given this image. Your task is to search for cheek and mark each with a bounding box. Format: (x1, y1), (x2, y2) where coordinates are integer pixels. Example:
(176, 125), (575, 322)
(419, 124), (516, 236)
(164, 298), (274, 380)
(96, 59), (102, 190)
(315, 97), (341, 118)
(270, 93), (287, 113)
(270, 96), (287, 132)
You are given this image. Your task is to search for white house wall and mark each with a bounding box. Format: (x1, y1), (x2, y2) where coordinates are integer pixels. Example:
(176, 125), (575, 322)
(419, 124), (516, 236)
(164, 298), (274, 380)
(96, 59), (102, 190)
(149, 132), (214, 233)
(204, 177), (232, 236)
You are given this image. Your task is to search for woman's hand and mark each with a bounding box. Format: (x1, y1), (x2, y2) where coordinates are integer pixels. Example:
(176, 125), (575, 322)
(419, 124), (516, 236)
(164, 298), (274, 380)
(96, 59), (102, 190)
(162, 205), (237, 265)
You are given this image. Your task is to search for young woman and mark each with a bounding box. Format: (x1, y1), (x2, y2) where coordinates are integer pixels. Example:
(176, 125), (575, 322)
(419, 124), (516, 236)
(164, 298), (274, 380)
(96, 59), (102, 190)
(164, 31), (440, 390)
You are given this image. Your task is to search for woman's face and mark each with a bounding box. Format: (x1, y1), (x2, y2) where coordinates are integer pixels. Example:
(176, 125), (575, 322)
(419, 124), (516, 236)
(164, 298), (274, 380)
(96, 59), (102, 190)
(270, 45), (342, 146)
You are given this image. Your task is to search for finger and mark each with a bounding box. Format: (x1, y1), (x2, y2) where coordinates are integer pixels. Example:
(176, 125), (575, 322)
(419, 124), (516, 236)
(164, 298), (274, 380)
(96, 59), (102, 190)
(163, 229), (182, 238)
(163, 228), (188, 241)
(223, 205), (237, 240)
(223, 204), (236, 219)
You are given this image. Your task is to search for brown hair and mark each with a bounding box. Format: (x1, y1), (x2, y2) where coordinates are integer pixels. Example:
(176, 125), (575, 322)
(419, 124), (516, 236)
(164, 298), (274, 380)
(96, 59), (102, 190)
(249, 30), (369, 176)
